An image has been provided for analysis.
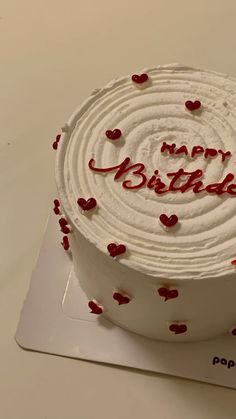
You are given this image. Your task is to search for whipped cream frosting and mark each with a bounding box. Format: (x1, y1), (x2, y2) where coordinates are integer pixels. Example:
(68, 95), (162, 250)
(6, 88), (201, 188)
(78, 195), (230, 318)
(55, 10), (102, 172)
(56, 64), (236, 280)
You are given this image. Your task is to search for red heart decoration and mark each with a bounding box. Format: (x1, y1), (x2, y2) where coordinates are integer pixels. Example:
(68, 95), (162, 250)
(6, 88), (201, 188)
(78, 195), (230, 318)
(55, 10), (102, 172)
(61, 225), (70, 234)
(159, 214), (178, 228)
(231, 259), (236, 266)
(105, 129), (122, 140)
(231, 328), (236, 336)
(158, 287), (178, 301)
(113, 292), (130, 305)
(107, 243), (126, 257)
(59, 218), (70, 234)
(59, 217), (68, 227)
(52, 141), (58, 150)
(185, 100), (201, 111)
(54, 199), (60, 207)
(77, 197), (97, 211)
(61, 236), (70, 251)
(132, 73), (149, 84)
(88, 300), (103, 315)
(52, 134), (61, 150)
(169, 323), (187, 335)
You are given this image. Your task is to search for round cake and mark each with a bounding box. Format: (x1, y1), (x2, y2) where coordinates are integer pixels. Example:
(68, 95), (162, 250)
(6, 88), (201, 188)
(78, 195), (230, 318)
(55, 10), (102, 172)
(55, 63), (236, 342)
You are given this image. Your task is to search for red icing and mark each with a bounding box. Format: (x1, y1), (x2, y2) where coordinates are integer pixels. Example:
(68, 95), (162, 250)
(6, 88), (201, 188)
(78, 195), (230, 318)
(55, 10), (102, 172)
(52, 134), (61, 150)
(106, 129), (122, 140)
(147, 173), (160, 189)
(131, 73), (149, 84)
(54, 199), (60, 207)
(161, 142), (176, 155)
(204, 148), (218, 158)
(59, 218), (70, 234)
(218, 150), (231, 162)
(61, 236), (70, 251)
(59, 218), (68, 227)
(159, 214), (178, 228)
(53, 199), (60, 214)
(169, 323), (187, 335)
(191, 145), (204, 158)
(77, 197), (97, 211)
(161, 142), (231, 162)
(61, 225), (70, 234)
(185, 100), (201, 111)
(231, 260), (236, 266)
(53, 206), (60, 215)
(158, 287), (179, 301)
(88, 300), (103, 315)
(175, 145), (188, 156)
(107, 243), (126, 257)
(113, 292), (130, 305)
(89, 157), (147, 190)
(89, 157), (236, 196)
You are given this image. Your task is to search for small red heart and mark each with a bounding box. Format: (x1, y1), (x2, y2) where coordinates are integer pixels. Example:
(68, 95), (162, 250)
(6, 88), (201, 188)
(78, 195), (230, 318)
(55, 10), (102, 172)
(231, 328), (236, 336)
(169, 323), (187, 335)
(52, 134), (61, 149)
(231, 260), (236, 266)
(159, 214), (178, 228)
(105, 129), (122, 140)
(59, 218), (70, 234)
(131, 73), (149, 84)
(53, 206), (60, 215)
(54, 199), (60, 207)
(61, 225), (70, 234)
(59, 217), (68, 227)
(77, 197), (97, 211)
(61, 236), (70, 251)
(107, 243), (126, 257)
(88, 300), (103, 315)
(158, 287), (178, 301)
(113, 292), (131, 305)
(185, 100), (201, 111)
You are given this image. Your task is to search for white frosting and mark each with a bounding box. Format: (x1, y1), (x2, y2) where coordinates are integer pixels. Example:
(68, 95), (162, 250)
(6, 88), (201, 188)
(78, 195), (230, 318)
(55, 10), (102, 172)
(55, 64), (236, 341)
(56, 64), (236, 281)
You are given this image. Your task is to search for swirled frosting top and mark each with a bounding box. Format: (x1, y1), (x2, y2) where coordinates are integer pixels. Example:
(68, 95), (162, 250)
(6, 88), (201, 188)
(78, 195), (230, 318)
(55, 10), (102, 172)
(56, 64), (236, 280)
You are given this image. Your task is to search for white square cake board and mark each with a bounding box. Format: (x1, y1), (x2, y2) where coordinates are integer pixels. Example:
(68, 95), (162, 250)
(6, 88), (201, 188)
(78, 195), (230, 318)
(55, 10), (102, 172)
(15, 215), (236, 389)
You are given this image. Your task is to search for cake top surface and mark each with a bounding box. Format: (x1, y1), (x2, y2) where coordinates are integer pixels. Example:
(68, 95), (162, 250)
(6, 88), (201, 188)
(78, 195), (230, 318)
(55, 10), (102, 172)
(56, 63), (236, 280)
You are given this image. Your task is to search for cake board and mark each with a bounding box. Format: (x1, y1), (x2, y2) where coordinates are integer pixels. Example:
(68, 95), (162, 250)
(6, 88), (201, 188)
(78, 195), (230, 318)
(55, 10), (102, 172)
(15, 215), (236, 388)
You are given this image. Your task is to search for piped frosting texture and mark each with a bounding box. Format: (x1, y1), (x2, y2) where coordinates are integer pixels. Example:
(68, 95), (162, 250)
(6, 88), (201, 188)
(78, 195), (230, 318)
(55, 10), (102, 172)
(56, 64), (236, 280)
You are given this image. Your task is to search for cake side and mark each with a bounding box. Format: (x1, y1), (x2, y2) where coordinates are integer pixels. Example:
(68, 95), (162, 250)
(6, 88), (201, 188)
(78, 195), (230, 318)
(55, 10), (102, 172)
(71, 228), (236, 342)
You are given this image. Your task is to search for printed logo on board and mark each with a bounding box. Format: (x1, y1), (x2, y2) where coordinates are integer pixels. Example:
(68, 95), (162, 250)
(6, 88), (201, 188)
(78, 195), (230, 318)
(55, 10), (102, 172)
(212, 356), (235, 369)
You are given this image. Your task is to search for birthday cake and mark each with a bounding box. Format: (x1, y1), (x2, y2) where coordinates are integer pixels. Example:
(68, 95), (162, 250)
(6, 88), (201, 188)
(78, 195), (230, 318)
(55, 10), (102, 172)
(54, 64), (236, 342)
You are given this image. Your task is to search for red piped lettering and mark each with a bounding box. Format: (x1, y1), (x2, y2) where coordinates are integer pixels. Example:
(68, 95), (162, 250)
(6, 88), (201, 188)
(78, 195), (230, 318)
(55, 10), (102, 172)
(161, 142), (176, 155)
(218, 150), (231, 162)
(167, 169), (204, 193)
(227, 183), (236, 195)
(205, 173), (235, 194)
(191, 146), (204, 158)
(147, 173), (159, 189)
(89, 157), (146, 189)
(204, 148), (218, 159)
(88, 157), (236, 196)
(175, 145), (188, 156)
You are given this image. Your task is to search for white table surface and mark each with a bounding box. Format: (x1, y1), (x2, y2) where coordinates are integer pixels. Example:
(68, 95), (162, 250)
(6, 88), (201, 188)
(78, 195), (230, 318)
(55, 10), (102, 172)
(1, 1), (236, 418)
